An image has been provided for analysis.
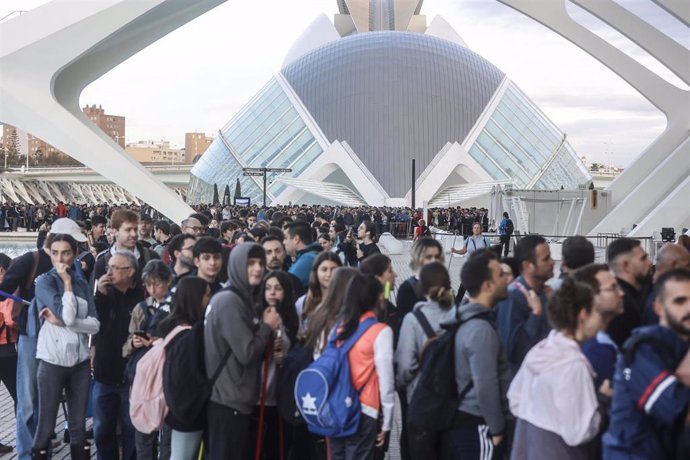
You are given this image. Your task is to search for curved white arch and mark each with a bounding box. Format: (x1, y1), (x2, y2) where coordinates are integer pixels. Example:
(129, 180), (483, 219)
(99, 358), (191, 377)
(0, 0), (226, 222)
(498, 0), (690, 236)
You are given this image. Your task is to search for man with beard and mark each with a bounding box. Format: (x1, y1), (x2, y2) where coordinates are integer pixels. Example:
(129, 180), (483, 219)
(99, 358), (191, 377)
(603, 268), (690, 459)
(167, 233), (196, 288)
(574, 263), (625, 389)
(261, 235), (289, 272)
(496, 235), (555, 375)
(606, 238), (653, 347)
(440, 250), (512, 459)
(642, 243), (690, 325)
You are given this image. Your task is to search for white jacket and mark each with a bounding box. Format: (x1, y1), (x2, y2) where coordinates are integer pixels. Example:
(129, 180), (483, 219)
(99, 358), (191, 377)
(36, 291), (100, 367)
(508, 330), (601, 446)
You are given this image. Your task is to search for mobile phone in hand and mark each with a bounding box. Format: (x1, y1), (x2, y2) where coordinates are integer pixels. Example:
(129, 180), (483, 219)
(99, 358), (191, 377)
(133, 330), (149, 339)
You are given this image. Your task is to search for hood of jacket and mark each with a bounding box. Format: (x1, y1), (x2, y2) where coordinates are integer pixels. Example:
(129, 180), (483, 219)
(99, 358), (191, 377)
(521, 330), (594, 376)
(227, 242), (265, 302)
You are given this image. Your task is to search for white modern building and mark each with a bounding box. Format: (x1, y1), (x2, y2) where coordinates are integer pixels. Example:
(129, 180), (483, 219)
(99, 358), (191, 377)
(187, 0), (592, 207)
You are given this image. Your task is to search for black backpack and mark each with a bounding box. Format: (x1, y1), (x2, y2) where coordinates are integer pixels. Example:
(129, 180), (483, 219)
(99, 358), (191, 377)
(162, 287), (240, 423)
(276, 343), (313, 424)
(407, 310), (490, 432)
(505, 219), (514, 235)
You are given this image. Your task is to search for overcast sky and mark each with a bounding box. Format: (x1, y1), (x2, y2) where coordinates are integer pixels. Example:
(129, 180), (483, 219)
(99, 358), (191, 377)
(2, 0), (688, 167)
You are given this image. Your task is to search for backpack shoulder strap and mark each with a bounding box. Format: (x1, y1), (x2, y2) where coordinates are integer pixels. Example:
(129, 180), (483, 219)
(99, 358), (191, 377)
(25, 251), (40, 291)
(339, 317), (378, 354)
(413, 309), (435, 339)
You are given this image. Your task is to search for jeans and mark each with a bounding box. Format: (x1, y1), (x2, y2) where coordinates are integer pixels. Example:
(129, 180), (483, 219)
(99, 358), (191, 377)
(16, 335), (38, 460)
(330, 414), (378, 460)
(170, 430), (203, 460)
(33, 360), (91, 449)
(93, 381), (136, 460)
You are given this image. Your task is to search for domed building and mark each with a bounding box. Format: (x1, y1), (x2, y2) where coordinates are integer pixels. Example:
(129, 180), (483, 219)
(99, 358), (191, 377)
(188, 0), (591, 206)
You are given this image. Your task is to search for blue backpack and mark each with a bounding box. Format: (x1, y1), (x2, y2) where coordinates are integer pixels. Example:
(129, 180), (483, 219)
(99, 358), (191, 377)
(294, 317), (377, 438)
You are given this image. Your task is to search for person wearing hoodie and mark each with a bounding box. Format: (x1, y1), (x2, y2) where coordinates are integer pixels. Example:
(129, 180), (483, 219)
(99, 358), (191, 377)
(603, 268), (690, 459)
(508, 277), (605, 459)
(441, 250), (511, 460)
(395, 262), (454, 460)
(204, 243), (282, 460)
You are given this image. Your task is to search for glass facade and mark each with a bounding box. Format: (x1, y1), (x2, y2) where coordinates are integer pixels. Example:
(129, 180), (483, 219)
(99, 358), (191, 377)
(468, 83), (591, 189)
(188, 78), (323, 204)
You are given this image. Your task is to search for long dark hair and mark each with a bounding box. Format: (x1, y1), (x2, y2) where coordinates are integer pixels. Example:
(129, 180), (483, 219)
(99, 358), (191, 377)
(261, 271), (299, 344)
(303, 251), (342, 319)
(336, 273), (382, 341)
(158, 276), (208, 334)
(303, 267), (359, 351)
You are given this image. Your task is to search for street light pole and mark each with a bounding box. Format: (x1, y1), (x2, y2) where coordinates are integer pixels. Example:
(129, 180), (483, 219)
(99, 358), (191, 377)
(263, 170), (267, 207)
(242, 166), (292, 207)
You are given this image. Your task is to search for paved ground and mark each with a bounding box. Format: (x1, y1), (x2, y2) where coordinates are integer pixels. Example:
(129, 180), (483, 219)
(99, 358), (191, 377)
(0, 237), (480, 459)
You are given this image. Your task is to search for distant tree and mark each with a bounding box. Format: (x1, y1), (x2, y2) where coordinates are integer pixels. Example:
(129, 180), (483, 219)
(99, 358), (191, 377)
(590, 163), (600, 171)
(234, 178), (241, 198)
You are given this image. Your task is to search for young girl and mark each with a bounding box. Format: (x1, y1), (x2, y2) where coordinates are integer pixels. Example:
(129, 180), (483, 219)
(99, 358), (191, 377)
(158, 277), (211, 460)
(124, 260), (174, 460)
(509, 277), (605, 459)
(33, 234), (100, 459)
(394, 262), (454, 460)
(329, 273), (395, 460)
(251, 271), (297, 460)
(302, 267), (359, 358)
(295, 251), (341, 331)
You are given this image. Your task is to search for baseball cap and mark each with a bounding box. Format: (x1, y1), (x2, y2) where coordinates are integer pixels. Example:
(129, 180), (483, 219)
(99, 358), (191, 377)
(49, 218), (88, 243)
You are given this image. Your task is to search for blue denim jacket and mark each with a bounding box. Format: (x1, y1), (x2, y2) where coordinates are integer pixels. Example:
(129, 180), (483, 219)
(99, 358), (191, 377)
(32, 268), (99, 366)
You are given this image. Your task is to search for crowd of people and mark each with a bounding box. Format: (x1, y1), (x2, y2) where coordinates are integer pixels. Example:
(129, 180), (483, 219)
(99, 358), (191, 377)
(0, 202), (499, 239)
(0, 204), (687, 460)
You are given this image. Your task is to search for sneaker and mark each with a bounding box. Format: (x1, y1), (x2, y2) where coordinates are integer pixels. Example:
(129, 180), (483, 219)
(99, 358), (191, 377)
(0, 443), (13, 454)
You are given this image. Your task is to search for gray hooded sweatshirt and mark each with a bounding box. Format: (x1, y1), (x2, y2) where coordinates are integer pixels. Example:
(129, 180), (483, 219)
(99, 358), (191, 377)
(204, 243), (273, 414)
(395, 300), (449, 402)
(453, 302), (512, 436)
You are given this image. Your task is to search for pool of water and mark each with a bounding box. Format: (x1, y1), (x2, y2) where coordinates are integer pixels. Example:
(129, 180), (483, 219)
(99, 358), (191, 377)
(0, 242), (37, 258)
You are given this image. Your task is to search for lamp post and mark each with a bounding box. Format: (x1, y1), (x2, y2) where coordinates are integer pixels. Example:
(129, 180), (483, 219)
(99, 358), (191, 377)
(242, 167), (292, 207)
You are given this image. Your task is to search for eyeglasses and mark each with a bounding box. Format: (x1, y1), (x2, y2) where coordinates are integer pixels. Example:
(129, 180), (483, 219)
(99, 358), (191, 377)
(600, 284), (623, 293)
(107, 265), (132, 272)
(185, 226), (202, 232)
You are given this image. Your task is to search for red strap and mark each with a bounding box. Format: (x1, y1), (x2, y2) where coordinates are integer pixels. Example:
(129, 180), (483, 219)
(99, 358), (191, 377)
(637, 370), (670, 411)
(255, 341), (272, 460)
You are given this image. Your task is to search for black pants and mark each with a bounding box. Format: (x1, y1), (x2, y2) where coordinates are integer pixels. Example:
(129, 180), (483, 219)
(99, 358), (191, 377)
(499, 235), (511, 257)
(206, 401), (251, 460)
(441, 417), (506, 460)
(249, 405), (291, 460)
(408, 425), (441, 460)
(0, 355), (17, 411)
(330, 414), (377, 460)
